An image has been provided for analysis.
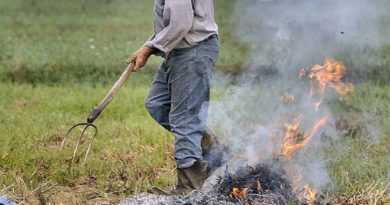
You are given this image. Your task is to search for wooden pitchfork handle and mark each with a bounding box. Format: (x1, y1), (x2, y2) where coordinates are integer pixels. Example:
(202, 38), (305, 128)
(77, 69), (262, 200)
(87, 63), (135, 123)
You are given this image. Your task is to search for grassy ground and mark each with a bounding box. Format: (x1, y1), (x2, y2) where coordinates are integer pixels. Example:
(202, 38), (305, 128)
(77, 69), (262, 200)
(0, 80), (177, 204)
(0, 0), (389, 204)
(0, 82), (389, 204)
(326, 83), (390, 204)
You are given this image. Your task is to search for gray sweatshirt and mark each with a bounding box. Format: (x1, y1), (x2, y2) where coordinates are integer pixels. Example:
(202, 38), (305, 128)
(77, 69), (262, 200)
(144, 0), (218, 55)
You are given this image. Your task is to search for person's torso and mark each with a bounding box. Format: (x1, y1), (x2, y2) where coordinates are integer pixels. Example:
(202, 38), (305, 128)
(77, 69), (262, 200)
(153, 0), (218, 49)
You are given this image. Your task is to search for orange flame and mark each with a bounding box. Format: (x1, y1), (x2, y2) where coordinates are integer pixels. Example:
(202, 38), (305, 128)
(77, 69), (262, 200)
(230, 187), (249, 202)
(225, 58), (353, 202)
(256, 179), (264, 193)
(281, 117), (328, 159)
(300, 58), (354, 97)
(282, 58), (350, 160)
(303, 184), (317, 205)
(229, 187), (240, 198)
(287, 58), (351, 202)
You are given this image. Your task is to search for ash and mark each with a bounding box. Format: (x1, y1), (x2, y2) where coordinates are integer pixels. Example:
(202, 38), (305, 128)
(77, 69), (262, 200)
(119, 192), (236, 205)
(120, 163), (293, 205)
(120, 192), (287, 205)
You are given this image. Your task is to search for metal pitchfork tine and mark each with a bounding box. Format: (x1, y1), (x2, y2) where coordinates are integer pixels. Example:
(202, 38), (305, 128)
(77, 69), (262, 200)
(61, 62), (135, 164)
(61, 122), (97, 164)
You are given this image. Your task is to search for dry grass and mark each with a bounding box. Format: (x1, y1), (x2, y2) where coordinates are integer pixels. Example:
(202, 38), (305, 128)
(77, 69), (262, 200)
(324, 181), (389, 205)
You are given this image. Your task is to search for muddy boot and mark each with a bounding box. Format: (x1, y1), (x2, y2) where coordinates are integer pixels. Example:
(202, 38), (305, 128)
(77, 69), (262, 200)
(148, 160), (209, 196)
(201, 128), (230, 172)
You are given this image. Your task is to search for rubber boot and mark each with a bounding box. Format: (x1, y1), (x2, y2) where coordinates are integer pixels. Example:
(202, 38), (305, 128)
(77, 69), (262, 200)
(147, 160), (209, 196)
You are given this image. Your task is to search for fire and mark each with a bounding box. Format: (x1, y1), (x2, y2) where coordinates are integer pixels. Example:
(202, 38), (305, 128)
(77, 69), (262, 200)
(225, 58), (354, 203)
(303, 184), (317, 205)
(281, 58), (352, 158)
(281, 115), (325, 200)
(229, 187), (249, 203)
(300, 58), (354, 97)
(281, 115), (328, 159)
(282, 58), (353, 202)
(281, 122), (303, 159)
(256, 179), (264, 193)
(282, 58), (352, 159)
(229, 180), (265, 203)
(281, 59), (351, 151)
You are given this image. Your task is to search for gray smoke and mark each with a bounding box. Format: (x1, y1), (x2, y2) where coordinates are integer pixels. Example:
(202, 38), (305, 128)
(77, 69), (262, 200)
(208, 0), (389, 195)
(233, 0), (390, 73)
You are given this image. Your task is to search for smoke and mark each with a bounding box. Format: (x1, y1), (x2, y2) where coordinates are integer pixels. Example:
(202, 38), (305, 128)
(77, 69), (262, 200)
(233, 0), (390, 72)
(208, 0), (390, 194)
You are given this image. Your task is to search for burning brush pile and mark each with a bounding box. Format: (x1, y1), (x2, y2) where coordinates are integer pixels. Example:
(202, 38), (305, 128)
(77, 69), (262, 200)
(122, 58), (354, 205)
(215, 162), (294, 204)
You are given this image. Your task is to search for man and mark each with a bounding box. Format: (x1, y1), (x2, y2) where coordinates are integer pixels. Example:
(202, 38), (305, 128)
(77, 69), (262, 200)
(127, 0), (222, 195)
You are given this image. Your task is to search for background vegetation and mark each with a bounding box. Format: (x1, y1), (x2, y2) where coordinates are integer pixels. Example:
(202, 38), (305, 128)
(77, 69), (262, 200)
(0, 0), (388, 204)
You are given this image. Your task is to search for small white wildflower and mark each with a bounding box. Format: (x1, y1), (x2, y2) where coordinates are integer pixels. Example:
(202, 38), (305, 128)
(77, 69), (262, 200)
(90, 45), (95, 49)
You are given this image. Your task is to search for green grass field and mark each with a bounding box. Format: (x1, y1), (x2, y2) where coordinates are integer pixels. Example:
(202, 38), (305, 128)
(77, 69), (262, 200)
(0, 0), (389, 204)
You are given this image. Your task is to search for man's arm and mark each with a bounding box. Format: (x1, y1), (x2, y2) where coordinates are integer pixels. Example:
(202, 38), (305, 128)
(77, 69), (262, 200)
(127, 0), (194, 70)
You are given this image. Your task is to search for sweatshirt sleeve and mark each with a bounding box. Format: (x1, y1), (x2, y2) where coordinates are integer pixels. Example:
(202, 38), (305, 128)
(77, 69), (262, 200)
(145, 0), (194, 54)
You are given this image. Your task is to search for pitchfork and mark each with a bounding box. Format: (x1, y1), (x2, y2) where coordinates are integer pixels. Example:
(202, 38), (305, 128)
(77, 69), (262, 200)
(61, 63), (135, 164)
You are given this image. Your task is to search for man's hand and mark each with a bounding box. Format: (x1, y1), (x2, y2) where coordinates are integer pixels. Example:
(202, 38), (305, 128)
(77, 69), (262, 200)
(127, 46), (154, 71)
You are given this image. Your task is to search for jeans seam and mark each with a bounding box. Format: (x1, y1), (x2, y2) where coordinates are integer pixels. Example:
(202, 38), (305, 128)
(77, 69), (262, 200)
(182, 46), (196, 146)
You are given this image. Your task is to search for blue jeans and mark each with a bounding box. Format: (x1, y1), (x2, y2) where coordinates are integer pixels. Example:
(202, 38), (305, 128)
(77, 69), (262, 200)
(145, 37), (220, 169)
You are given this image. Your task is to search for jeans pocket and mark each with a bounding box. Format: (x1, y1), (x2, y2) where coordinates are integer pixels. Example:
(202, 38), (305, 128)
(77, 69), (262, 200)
(205, 40), (220, 68)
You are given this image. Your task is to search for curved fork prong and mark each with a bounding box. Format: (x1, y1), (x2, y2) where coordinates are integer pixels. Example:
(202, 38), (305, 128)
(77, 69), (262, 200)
(62, 123), (97, 164)
(61, 123), (90, 151)
(83, 124), (98, 164)
(72, 124), (91, 163)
